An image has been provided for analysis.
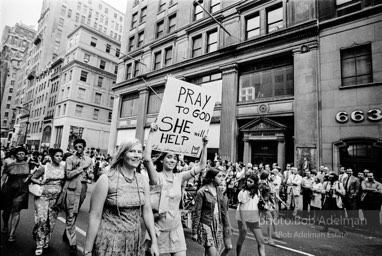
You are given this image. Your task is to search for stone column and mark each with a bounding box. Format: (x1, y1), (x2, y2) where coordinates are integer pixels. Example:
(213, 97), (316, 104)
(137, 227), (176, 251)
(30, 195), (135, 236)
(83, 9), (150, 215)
(293, 43), (319, 167)
(277, 134), (285, 170)
(243, 139), (251, 164)
(107, 95), (121, 155)
(219, 63), (238, 162)
(135, 86), (149, 142)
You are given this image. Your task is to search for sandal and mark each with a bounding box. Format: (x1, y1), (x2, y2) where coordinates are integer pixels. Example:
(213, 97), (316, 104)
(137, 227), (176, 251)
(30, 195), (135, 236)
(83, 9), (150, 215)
(35, 247), (43, 255)
(8, 236), (15, 242)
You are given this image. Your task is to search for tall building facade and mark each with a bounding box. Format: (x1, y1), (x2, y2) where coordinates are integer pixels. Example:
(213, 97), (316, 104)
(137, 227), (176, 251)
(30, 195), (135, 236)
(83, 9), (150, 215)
(52, 25), (119, 152)
(12, 0), (124, 151)
(0, 23), (36, 147)
(110, 0), (382, 179)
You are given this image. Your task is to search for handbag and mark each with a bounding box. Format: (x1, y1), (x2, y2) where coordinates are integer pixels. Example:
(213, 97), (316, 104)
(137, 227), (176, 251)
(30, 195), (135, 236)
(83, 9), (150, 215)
(29, 183), (43, 197)
(28, 166), (45, 197)
(150, 184), (163, 212)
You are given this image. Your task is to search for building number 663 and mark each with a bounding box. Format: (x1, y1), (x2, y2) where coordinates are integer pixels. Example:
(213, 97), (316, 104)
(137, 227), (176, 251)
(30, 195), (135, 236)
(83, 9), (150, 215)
(335, 109), (382, 123)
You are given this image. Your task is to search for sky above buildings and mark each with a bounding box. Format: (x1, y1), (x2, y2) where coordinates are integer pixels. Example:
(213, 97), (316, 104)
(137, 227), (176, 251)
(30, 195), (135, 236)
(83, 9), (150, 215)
(0, 0), (126, 36)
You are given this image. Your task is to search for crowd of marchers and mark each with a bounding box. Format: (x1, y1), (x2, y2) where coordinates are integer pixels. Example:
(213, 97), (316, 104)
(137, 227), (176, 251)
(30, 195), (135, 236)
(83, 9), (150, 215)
(1, 128), (382, 256)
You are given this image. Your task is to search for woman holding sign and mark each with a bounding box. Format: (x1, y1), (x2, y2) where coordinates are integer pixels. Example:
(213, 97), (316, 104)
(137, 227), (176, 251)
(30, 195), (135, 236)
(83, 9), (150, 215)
(143, 123), (208, 256)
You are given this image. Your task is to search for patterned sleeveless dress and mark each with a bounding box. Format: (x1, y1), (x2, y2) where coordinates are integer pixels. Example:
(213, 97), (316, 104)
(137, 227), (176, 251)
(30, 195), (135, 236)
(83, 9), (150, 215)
(93, 170), (146, 256)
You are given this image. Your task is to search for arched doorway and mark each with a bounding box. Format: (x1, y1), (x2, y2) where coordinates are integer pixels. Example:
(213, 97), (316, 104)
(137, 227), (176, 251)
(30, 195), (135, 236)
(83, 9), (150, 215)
(333, 138), (382, 182)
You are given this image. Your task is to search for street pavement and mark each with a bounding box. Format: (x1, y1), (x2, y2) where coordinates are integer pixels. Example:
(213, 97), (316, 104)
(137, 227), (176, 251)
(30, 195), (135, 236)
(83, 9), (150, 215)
(1, 184), (382, 256)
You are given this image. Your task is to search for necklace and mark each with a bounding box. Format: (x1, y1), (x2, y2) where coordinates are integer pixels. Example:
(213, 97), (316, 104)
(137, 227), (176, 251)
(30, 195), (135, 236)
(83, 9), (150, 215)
(119, 169), (135, 183)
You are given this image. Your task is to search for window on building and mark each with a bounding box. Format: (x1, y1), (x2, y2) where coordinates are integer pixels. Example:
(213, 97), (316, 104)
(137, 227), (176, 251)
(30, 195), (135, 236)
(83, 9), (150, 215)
(63, 104), (66, 115)
(97, 76), (104, 87)
(120, 93), (139, 117)
(131, 12), (138, 28)
(108, 112), (112, 122)
(340, 43), (372, 86)
(69, 70), (73, 80)
(137, 31), (144, 47)
(164, 47), (173, 66)
(95, 93), (102, 104)
(78, 88), (86, 99)
(68, 9), (72, 17)
(207, 29), (218, 53)
(114, 65), (118, 75)
(7, 96), (11, 101)
(75, 105), (83, 116)
(90, 37), (97, 47)
(59, 18), (64, 27)
(105, 8), (108, 14)
(80, 70), (88, 82)
(106, 44), (111, 53)
(93, 109), (99, 120)
(158, 0), (166, 12)
(84, 53), (90, 63)
(110, 96), (114, 108)
(192, 35), (202, 57)
(81, 15), (85, 23)
(154, 51), (162, 70)
(4, 112), (9, 117)
(147, 87), (164, 114)
(194, 1), (203, 21)
(246, 14), (260, 39)
(99, 59), (106, 70)
(140, 7), (147, 23)
(239, 57), (294, 102)
(116, 48), (120, 57)
(61, 5), (67, 15)
(6, 104), (10, 109)
(267, 4), (283, 33)
(156, 20), (164, 38)
(126, 63), (132, 79)
(9, 88), (13, 93)
(210, 0), (220, 13)
(134, 61), (140, 77)
(129, 36), (135, 52)
(168, 14), (176, 33)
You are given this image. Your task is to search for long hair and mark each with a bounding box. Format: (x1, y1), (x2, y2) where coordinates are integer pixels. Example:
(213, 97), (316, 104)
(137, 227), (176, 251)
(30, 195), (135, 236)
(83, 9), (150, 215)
(109, 138), (142, 171)
(244, 172), (259, 198)
(153, 152), (179, 172)
(202, 167), (220, 186)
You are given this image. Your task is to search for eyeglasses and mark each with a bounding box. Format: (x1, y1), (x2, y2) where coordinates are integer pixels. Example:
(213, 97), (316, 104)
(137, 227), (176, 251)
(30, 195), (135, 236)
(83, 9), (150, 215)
(74, 145), (84, 149)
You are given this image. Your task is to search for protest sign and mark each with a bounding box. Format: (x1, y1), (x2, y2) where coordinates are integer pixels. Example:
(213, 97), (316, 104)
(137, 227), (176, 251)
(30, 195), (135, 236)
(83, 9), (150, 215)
(151, 77), (217, 158)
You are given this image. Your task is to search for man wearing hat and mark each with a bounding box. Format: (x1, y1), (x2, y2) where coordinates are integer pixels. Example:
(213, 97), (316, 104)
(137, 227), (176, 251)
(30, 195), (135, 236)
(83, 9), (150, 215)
(62, 138), (93, 256)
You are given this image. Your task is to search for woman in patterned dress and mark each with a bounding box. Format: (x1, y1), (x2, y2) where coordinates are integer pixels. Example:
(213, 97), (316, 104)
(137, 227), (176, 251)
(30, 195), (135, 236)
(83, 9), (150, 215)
(143, 123), (208, 256)
(192, 168), (230, 256)
(0, 146), (29, 242)
(83, 138), (159, 256)
(30, 148), (65, 255)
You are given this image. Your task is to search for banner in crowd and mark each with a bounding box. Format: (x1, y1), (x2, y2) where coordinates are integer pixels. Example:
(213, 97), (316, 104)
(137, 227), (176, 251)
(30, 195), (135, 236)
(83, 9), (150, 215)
(151, 76), (217, 158)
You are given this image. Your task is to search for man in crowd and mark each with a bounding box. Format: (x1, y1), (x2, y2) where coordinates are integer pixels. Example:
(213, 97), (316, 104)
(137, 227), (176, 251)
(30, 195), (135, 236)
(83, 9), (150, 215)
(301, 170), (314, 219)
(361, 172), (382, 234)
(339, 166), (348, 184)
(343, 168), (360, 227)
(286, 167), (302, 218)
(63, 138), (93, 256)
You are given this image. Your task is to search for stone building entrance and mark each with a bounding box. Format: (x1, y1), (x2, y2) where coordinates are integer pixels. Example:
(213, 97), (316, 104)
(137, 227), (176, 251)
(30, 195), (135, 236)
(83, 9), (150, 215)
(240, 117), (287, 167)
